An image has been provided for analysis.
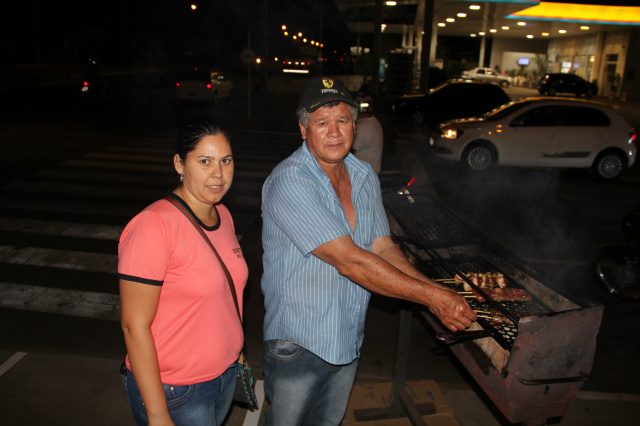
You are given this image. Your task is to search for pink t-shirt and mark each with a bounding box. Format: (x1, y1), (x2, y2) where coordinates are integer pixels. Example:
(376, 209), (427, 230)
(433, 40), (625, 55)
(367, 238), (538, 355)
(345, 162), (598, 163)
(118, 197), (248, 385)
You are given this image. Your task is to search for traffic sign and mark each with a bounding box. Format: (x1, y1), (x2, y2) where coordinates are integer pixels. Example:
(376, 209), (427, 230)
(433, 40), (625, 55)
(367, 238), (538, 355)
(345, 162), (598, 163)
(241, 48), (256, 64)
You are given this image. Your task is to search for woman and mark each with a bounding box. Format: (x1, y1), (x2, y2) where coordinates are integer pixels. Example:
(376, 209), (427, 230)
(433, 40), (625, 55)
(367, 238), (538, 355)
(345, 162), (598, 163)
(118, 121), (248, 426)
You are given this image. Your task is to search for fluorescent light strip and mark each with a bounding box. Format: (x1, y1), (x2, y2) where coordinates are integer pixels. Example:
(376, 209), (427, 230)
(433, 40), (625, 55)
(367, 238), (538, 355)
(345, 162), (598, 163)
(283, 69), (310, 74)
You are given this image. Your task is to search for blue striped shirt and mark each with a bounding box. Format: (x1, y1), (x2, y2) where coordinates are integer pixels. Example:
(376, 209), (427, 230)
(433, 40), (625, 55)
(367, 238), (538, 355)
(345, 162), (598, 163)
(261, 141), (390, 365)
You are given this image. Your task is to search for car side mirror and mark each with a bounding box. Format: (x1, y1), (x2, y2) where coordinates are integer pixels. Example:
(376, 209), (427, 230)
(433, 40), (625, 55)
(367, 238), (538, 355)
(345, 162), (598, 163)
(511, 119), (525, 127)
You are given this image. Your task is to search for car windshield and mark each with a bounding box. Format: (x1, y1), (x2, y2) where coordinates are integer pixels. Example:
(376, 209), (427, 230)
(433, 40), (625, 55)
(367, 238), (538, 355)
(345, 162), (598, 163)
(178, 70), (210, 81)
(482, 101), (533, 121)
(428, 79), (459, 94)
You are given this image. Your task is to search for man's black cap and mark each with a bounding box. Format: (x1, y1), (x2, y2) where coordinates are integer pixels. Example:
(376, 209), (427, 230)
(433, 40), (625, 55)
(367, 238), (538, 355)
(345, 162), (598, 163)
(299, 76), (357, 112)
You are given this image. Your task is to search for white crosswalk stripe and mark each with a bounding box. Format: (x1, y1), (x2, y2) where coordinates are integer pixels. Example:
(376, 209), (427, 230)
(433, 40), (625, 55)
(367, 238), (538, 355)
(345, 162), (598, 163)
(0, 246), (117, 272)
(0, 218), (124, 239)
(0, 282), (120, 321)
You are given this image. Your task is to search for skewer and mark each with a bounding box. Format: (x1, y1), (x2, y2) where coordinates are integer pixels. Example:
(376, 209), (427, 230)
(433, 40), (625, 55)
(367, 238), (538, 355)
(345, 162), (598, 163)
(477, 314), (492, 319)
(457, 291), (473, 294)
(474, 310), (491, 314)
(436, 278), (460, 282)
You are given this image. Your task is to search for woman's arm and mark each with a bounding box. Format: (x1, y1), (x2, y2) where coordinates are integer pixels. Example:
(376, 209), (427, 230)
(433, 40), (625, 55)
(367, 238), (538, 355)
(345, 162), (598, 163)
(120, 279), (175, 426)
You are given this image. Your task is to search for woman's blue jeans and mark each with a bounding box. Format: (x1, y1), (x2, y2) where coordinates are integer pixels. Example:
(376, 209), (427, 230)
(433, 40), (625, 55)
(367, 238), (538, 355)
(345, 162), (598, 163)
(262, 339), (359, 426)
(120, 363), (236, 426)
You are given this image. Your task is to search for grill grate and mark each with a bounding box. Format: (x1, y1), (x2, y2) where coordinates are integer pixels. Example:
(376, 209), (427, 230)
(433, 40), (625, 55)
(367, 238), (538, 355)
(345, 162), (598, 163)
(419, 256), (552, 350)
(383, 192), (483, 248)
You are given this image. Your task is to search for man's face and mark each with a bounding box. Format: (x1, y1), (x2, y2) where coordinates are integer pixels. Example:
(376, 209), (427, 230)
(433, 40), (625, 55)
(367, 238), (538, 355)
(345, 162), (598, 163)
(300, 102), (355, 169)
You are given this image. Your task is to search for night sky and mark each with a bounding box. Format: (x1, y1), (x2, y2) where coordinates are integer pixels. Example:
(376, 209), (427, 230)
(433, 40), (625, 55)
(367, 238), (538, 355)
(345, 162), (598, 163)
(2, 0), (638, 70)
(1, 0), (351, 69)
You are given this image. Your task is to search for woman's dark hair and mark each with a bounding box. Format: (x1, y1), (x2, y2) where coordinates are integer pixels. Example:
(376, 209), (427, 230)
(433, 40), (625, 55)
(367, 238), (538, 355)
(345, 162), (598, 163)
(175, 121), (230, 161)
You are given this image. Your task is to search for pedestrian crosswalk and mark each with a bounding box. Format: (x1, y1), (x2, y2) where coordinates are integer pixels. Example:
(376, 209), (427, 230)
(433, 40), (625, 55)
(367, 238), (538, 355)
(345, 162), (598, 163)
(0, 128), (301, 322)
(0, 282), (120, 320)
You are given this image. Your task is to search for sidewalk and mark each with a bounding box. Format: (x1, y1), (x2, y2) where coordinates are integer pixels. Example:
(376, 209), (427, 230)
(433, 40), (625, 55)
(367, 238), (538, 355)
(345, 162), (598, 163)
(3, 332), (639, 426)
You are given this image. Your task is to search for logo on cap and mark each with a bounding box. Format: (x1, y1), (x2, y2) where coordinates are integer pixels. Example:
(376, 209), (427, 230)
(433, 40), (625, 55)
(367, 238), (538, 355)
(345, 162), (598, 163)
(322, 78), (334, 89)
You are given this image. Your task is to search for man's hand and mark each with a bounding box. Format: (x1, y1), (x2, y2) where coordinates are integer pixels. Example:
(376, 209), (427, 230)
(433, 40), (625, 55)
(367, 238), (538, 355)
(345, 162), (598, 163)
(425, 287), (477, 332)
(370, 236), (477, 331)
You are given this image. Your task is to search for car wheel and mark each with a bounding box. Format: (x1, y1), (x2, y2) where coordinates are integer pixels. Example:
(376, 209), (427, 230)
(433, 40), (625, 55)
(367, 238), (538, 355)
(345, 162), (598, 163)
(585, 88), (595, 98)
(593, 249), (640, 299)
(592, 150), (626, 180)
(547, 87), (557, 96)
(500, 80), (510, 88)
(462, 142), (496, 171)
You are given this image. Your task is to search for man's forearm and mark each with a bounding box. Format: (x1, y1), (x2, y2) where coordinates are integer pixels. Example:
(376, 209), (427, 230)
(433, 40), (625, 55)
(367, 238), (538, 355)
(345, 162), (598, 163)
(313, 235), (477, 331)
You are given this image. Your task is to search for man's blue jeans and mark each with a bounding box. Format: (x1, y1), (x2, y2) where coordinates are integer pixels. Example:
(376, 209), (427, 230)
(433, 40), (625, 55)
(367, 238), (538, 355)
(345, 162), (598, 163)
(120, 363), (236, 426)
(262, 339), (359, 426)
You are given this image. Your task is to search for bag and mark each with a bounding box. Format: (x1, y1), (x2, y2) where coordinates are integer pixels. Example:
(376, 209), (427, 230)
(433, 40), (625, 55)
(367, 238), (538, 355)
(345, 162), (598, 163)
(234, 361), (258, 408)
(164, 195), (258, 409)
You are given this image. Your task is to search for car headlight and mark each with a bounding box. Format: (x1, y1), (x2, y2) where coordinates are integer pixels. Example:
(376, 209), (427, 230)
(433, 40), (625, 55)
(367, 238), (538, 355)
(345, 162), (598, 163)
(441, 129), (460, 139)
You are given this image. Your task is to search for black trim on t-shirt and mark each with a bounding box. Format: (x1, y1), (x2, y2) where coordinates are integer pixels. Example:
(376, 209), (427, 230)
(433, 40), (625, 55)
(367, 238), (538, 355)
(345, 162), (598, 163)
(165, 192), (221, 232)
(118, 273), (163, 286)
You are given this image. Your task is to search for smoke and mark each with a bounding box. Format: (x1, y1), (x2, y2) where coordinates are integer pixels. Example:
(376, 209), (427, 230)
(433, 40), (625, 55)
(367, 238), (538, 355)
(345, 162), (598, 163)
(427, 162), (594, 293)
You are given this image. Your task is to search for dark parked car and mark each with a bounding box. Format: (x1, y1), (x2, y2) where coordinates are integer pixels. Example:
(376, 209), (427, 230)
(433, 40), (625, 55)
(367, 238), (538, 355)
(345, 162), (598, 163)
(537, 73), (598, 98)
(392, 80), (511, 127)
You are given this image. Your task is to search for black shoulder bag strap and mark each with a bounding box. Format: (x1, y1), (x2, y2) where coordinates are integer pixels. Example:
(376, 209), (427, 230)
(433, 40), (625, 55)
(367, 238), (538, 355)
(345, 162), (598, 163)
(163, 196), (258, 409)
(163, 195), (242, 324)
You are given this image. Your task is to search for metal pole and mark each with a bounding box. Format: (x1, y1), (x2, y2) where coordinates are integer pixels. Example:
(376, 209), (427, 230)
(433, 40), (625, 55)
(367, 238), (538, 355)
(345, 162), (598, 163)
(372, 0), (383, 95)
(248, 30), (251, 120)
(264, 0), (269, 90)
(419, 0), (435, 91)
(390, 301), (412, 413)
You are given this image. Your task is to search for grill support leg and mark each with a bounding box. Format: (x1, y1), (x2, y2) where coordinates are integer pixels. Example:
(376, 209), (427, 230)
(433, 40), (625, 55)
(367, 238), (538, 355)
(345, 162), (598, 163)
(353, 301), (436, 424)
(390, 301), (412, 412)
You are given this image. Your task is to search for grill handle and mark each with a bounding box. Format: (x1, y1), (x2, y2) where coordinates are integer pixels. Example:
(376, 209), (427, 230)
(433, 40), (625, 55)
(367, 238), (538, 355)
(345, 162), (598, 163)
(516, 373), (590, 385)
(436, 330), (493, 343)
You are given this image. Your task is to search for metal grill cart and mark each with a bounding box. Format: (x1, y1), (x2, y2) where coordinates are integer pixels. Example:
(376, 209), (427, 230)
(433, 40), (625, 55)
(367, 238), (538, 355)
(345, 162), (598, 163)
(376, 184), (603, 426)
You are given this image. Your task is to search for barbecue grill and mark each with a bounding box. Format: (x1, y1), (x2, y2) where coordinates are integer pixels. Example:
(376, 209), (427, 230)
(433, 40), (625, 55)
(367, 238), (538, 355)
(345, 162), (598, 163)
(384, 190), (484, 249)
(383, 189), (604, 426)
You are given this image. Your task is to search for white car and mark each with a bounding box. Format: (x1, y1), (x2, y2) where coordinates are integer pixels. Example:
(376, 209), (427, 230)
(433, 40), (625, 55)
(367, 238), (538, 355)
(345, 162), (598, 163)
(176, 69), (233, 104)
(430, 97), (637, 180)
(461, 67), (512, 87)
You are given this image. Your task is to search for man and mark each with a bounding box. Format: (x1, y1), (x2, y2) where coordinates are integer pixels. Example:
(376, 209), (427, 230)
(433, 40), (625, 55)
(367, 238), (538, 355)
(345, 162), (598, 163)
(351, 92), (383, 174)
(261, 76), (476, 426)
